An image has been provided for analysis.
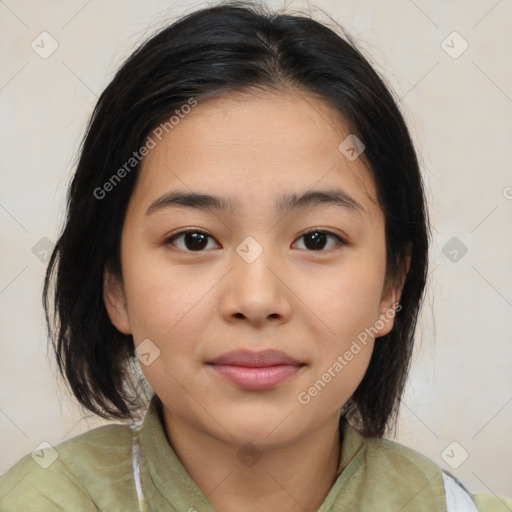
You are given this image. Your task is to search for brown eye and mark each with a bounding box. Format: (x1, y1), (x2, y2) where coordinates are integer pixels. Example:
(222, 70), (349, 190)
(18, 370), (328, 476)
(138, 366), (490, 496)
(165, 229), (219, 252)
(293, 230), (345, 252)
(165, 228), (346, 253)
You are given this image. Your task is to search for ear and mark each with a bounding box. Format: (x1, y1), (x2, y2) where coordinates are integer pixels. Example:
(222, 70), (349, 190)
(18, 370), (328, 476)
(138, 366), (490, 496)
(375, 253), (411, 338)
(103, 268), (132, 335)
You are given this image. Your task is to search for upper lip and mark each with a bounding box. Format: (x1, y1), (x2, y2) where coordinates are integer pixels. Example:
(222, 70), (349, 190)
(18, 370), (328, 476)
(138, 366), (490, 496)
(207, 349), (304, 367)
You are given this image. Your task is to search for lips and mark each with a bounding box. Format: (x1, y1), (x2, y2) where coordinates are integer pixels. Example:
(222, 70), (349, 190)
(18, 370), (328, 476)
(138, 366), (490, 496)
(207, 349), (303, 367)
(206, 349), (306, 390)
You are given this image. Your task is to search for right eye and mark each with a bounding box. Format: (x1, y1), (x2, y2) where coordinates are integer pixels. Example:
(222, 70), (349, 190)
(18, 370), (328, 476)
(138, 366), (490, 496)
(164, 228), (220, 252)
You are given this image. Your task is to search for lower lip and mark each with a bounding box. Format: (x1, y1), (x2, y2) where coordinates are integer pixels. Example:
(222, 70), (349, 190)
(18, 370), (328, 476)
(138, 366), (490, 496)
(208, 364), (304, 390)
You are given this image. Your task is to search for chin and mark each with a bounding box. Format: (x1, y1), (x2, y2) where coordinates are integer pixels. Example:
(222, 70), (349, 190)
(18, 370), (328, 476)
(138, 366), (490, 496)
(210, 405), (309, 448)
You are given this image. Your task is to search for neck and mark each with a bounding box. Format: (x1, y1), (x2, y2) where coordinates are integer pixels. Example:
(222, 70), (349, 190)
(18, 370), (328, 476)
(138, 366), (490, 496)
(160, 405), (342, 512)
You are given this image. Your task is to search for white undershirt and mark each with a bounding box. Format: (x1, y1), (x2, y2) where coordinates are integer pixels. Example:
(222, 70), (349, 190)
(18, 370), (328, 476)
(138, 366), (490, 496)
(443, 471), (479, 511)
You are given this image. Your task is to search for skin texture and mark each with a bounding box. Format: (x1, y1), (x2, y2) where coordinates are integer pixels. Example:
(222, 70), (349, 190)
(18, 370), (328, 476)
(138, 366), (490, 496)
(104, 90), (405, 512)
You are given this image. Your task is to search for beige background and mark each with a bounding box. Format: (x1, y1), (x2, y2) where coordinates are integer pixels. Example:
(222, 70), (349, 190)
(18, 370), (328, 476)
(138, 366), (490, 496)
(1, 0), (511, 500)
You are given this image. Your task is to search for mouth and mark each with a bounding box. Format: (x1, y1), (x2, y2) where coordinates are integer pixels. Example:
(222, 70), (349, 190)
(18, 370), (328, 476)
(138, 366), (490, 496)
(206, 349), (306, 391)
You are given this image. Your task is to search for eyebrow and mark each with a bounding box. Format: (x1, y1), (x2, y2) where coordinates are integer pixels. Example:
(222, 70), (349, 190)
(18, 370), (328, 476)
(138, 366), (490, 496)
(146, 188), (365, 216)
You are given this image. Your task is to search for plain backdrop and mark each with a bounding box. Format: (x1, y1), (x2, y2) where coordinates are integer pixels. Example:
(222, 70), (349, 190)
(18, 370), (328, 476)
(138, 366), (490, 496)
(1, 0), (511, 500)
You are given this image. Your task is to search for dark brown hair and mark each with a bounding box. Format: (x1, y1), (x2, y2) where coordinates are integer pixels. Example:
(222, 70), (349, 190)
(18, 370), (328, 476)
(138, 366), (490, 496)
(43, 1), (430, 438)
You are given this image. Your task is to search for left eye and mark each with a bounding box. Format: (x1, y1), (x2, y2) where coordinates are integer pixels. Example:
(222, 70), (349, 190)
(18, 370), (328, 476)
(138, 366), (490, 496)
(293, 230), (346, 252)
(165, 229), (345, 252)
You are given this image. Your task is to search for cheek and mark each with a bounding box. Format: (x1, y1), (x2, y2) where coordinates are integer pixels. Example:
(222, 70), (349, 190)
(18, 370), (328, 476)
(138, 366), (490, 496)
(297, 274), (379, 415)
(120, 245), (207, 345)
(298, 339), (374, 415)
(304, 253), (386, 344)
(122, 263), (212, 392)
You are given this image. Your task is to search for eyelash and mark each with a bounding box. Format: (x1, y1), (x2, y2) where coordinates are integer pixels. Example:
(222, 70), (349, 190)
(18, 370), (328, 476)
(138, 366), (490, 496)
(164, 227), (347, 253)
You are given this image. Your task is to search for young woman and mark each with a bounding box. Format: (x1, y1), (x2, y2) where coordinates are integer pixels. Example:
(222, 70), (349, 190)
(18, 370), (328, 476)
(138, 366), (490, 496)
(1, 2), (510, 511)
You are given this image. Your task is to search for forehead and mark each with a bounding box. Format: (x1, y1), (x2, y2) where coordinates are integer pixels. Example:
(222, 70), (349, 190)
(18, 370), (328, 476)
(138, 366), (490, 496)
(131, 90), (379, 216)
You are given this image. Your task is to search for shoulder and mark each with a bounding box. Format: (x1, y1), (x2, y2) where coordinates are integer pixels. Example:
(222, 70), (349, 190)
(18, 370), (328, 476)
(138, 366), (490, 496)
(361, 434), (512, 512)
(443, 472), (512, 511)
(471, 492), (512, 511)
(0, 423), (135, 511)
(364, 434), (444, 480)
(331, 423), (448, 510)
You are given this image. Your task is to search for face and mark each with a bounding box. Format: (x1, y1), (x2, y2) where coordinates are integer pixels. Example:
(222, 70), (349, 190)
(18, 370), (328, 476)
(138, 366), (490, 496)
(104, 90), (403, 448)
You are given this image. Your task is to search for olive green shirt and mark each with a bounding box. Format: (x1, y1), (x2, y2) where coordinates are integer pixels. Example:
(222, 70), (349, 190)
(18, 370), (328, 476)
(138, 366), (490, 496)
(1, 395), (510, 511)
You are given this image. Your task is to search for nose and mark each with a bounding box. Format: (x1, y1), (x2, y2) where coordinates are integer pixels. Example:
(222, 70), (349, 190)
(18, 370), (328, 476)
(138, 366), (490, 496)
(220, 238), (292, 327)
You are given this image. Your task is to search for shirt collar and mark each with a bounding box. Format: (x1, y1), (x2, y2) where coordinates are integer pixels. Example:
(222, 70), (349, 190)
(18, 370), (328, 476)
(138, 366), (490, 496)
(138, 393), (367, 509)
